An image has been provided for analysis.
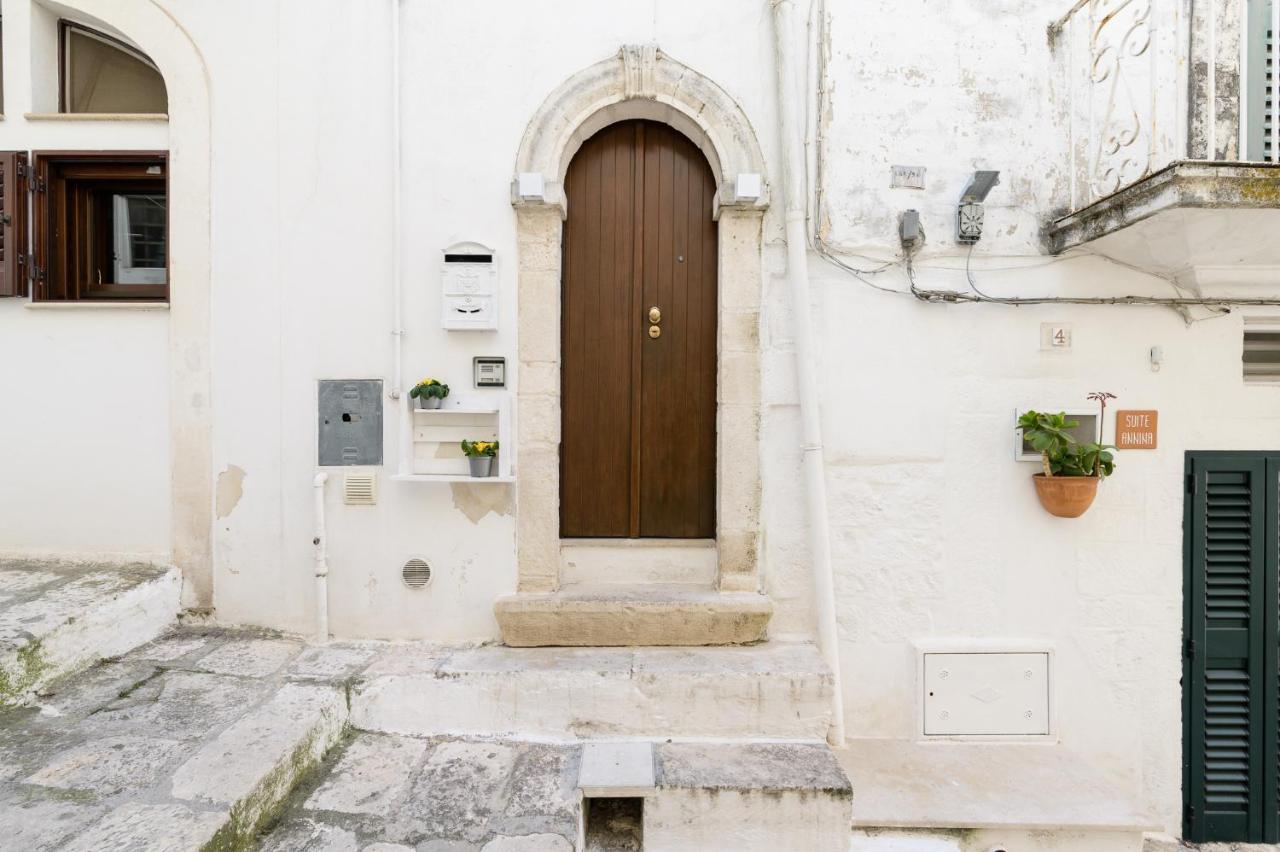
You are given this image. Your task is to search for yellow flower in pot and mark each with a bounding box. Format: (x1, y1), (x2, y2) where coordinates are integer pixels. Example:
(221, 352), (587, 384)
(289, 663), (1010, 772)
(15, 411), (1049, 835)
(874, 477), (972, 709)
(410, 377), (450, 410)
(1017, 410), (1116, 518)
(461, 440), (499, 478)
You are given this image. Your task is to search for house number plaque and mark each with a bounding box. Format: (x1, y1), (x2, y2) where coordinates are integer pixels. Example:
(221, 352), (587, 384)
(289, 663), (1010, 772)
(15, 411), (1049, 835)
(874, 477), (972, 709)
(1115, 410), (1158, 449)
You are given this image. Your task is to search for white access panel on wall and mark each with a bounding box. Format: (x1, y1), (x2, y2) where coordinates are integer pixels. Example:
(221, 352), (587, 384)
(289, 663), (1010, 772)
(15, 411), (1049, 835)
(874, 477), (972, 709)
(922, 651), (1050, 736)
(441, 242), (498, 330)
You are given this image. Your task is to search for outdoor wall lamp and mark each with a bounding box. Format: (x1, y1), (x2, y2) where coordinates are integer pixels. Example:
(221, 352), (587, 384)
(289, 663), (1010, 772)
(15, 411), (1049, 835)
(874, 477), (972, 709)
(957, 170), (1000, 244)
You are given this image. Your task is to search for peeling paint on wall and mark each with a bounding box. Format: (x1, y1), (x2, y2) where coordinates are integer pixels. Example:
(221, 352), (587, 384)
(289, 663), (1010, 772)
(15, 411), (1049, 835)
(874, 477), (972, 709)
(450, 483), (513, 524)
(215, 465), (246, 520)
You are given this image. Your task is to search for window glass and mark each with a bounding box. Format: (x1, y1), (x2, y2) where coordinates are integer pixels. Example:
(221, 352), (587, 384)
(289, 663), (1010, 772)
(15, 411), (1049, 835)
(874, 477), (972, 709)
(113, 194), (167, 284)
(64, 25), (167, 114)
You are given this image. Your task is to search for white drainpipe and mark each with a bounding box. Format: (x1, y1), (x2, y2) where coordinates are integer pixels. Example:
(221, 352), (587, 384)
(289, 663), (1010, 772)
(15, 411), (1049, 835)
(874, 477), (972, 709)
(313, 472), (330, 644)
(771, 0), (846, 747)
(390, 0), (410, 478)
(390, 0), (404, 402)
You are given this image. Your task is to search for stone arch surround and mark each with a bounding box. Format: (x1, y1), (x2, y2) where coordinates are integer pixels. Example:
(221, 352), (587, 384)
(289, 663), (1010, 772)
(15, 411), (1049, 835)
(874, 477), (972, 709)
(508, 46), (769, 602)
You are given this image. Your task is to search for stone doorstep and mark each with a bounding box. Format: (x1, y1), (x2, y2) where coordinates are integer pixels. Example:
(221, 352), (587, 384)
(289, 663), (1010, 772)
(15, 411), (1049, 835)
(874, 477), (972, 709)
(350, 641), (833, 740)
(493, 584), (773, 647)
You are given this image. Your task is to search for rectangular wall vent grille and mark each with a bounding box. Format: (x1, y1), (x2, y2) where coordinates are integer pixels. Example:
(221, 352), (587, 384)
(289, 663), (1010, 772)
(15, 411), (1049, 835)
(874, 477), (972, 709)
(343, 472), (378, 505)
(1243, 329), (1280, 383)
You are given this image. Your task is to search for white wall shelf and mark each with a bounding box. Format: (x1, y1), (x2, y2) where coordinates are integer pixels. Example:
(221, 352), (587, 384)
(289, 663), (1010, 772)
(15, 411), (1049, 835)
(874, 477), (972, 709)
(395, 393), (511, 480)
(390, 473), (514, 484)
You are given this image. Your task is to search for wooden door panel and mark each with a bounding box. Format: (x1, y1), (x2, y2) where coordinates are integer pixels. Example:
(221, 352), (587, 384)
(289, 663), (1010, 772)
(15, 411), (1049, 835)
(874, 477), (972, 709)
(561, 122), (637, 537)
(637, 123), (717, 537)
(561, 120), (717, 539)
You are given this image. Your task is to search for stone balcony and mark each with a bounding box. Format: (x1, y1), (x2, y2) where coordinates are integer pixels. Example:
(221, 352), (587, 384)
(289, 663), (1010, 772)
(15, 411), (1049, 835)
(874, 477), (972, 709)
(1044, 0), (1280, 291)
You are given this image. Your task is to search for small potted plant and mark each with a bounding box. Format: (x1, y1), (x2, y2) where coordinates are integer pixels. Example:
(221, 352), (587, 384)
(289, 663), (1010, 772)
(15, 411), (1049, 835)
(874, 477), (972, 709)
(409, 377), (450, 410)
(1017, 397), (1116, 518)
(461, 440), (498, 477)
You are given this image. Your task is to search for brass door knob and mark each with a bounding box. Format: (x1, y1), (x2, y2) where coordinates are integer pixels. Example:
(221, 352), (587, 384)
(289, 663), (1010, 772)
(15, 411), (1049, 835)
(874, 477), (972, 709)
(648, 306), (662, 323)
(648, 325), (661, 339)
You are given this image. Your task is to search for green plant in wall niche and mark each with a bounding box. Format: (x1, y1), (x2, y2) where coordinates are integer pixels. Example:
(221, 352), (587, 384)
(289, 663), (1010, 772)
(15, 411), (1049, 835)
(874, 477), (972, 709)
(1018, 411), (1116, 480)
(1017, 394), (1117, 518)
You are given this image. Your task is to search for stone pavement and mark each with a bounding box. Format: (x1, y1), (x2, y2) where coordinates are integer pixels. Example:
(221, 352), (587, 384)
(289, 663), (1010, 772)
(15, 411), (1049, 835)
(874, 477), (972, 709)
(0, 619), (851, 850)
(261, 734), (582, 851)
(0, 627), (367, 851)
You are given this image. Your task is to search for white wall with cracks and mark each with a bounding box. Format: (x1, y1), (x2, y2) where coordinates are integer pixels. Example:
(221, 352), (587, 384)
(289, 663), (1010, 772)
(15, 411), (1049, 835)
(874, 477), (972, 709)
(0, 0), (1275, 837)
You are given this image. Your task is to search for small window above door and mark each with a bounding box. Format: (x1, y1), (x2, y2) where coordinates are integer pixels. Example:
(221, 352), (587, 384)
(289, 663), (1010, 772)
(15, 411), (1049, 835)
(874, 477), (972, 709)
(60, 21), (167, 115)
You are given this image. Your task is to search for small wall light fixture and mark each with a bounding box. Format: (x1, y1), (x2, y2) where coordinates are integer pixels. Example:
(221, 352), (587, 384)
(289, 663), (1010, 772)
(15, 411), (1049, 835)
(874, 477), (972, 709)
(957, 170), (1001, 244)
(735, 172), (763, 202)
(516, 172), (546, 200)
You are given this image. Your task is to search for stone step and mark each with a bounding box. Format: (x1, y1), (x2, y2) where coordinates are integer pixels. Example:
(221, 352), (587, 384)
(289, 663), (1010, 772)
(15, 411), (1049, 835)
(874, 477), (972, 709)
(1, 628), (360, 850)
(260, 733), (852, 852)
(352, 641), (833, 740)
(646, 741), (851, 852)
(494, 583), (772, 646)
(0, 560), (181, 707)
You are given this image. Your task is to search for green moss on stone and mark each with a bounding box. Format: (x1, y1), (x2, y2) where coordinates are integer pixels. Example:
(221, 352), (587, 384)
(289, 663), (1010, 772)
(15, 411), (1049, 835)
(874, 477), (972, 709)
(0, 639), (51, 707)
(200, 720), (350, 852)
(1239, 177), (1280, 205)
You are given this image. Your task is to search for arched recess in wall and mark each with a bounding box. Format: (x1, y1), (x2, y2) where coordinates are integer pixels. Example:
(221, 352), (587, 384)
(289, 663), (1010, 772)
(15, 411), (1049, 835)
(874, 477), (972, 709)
(507, 46), (769, 597)
(50, 0), (213, 609)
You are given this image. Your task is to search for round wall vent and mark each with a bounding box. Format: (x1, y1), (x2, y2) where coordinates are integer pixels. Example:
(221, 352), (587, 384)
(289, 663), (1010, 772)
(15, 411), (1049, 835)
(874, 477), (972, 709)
(401, 558), (433, 589)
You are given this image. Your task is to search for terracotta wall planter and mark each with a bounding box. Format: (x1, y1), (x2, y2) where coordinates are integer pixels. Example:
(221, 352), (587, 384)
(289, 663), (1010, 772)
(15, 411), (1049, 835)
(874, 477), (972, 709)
(1032, 474), (1100, 518)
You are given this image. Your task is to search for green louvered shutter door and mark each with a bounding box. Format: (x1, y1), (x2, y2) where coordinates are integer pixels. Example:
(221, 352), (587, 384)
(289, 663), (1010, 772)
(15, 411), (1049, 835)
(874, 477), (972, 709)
(1185, 454), (1275, 842)
(1271, 459), (1280, 844)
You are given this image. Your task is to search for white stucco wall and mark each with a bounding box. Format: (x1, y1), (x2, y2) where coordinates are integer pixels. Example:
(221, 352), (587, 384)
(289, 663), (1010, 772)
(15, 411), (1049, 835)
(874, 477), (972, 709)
(1, 0), (1276, 836)
(805, 0), (1280, 833)
(177, 0), (784, 639)
(0, 0), (171, 562)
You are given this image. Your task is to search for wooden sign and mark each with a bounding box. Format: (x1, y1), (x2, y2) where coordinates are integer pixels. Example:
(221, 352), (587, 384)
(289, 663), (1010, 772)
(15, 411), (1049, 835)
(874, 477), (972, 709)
(1115, 410), (1158, 449)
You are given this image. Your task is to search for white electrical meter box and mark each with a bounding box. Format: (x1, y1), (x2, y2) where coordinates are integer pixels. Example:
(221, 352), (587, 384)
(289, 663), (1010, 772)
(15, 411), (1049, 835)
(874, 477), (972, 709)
(922, 651), (1050, 736)
(441, 242), (497, 331)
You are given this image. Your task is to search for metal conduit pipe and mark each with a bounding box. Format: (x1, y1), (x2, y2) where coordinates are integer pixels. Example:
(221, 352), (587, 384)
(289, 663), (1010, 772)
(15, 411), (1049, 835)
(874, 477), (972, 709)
(771, 0), (846, 747)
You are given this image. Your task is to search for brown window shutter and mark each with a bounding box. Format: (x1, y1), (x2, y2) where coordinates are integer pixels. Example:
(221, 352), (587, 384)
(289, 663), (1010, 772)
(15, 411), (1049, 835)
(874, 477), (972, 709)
(0, 151), (29, 298)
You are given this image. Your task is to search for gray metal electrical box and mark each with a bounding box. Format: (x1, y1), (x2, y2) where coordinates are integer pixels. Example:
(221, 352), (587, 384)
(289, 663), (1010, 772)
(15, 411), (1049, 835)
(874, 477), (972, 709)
(318, 380), (383, 466)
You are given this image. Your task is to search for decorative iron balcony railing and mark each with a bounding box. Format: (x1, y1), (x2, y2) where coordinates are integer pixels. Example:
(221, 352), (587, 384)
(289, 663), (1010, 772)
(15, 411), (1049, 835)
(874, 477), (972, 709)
(1052, 0), (1278, 211)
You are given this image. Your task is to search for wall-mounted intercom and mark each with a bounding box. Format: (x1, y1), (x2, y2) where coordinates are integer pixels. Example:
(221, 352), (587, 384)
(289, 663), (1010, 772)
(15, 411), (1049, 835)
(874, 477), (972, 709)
(474, 356), (506, 387)
(441, 242), (497, 331)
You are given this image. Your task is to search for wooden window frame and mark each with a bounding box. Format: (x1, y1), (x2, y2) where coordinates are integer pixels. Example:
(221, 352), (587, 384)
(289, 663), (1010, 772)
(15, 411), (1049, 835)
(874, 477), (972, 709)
(57, 19), (164, 115)
(32, 151), (169, 302)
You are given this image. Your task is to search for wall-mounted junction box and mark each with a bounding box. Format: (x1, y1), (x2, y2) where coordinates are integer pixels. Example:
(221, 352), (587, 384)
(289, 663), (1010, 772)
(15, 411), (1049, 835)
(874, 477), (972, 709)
(922, 651), (1050, 736)
(318, 380), (383, 466)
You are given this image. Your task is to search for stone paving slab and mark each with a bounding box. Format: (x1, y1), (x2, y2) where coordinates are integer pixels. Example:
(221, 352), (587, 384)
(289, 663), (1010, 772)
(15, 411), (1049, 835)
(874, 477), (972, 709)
(262, 733), (582, 851)
(0, 626), (360, 851)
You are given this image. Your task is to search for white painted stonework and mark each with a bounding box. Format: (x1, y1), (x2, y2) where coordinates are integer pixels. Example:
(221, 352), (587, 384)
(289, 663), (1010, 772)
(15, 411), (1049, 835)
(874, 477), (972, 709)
(0, 0), (1275, 845)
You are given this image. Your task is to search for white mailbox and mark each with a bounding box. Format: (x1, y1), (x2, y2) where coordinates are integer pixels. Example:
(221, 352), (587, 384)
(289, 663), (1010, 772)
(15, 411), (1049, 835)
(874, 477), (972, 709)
(441, 242), (497, 331)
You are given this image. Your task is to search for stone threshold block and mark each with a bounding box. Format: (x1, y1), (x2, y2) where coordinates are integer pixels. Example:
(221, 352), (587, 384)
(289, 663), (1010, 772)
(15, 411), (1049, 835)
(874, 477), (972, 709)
(579, 741), (656, 798)
(0, 560), (180, 707)
(352, 642), (832, 740)
(494, 583), (772, 647)
(647, 741), (852, 852)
